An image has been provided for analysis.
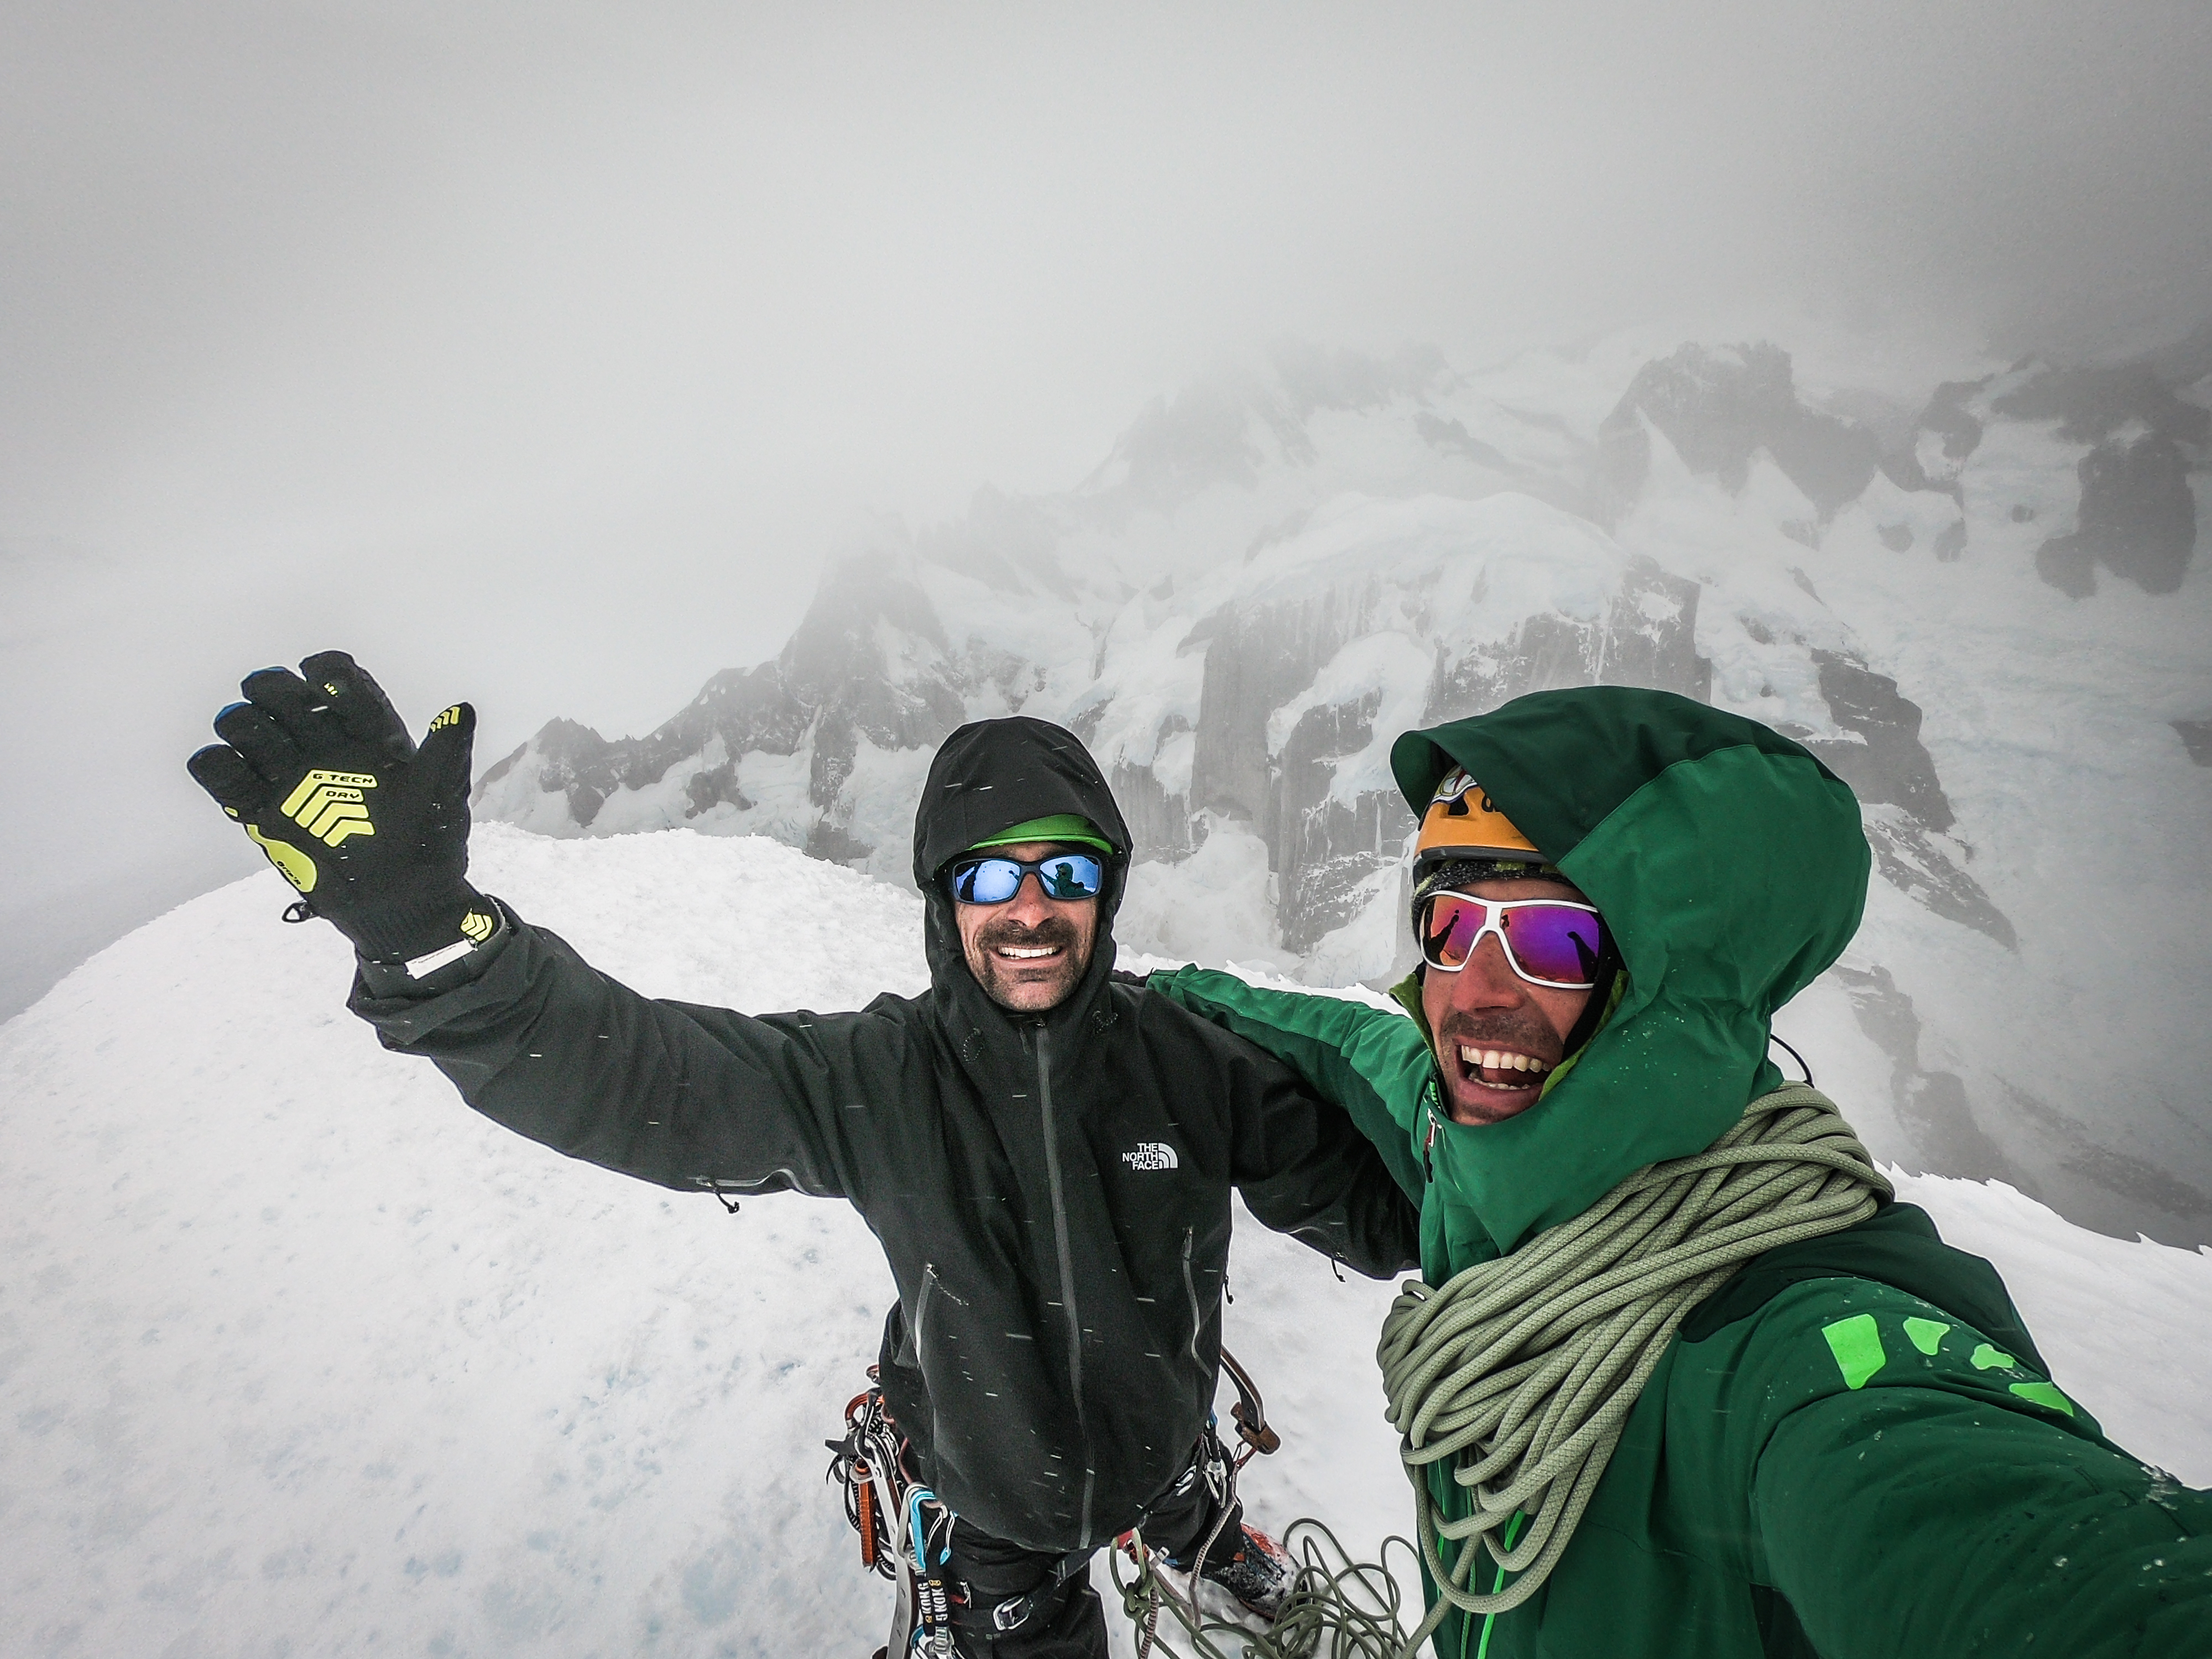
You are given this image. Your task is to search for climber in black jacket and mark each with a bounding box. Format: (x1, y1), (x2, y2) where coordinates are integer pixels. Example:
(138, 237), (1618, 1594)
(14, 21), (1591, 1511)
(187, 651), (1420, 1657)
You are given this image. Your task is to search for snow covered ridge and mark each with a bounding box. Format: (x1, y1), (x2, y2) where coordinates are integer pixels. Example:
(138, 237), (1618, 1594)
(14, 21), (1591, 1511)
(472, 330), (2212, 1249)
(3, 830), (2208, 1658)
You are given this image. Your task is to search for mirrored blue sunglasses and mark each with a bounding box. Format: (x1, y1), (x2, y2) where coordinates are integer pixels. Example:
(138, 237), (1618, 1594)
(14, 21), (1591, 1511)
(946, 851), (1107, 905)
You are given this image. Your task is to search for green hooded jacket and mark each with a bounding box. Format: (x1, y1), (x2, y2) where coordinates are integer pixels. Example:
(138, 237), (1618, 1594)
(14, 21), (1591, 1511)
(1154, 687), (2211, 1658)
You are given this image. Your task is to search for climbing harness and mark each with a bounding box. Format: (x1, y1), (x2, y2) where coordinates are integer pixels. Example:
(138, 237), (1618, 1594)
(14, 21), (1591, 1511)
(1379, 1083), (1891, 1647)
(829, 1349), (1426, 1658)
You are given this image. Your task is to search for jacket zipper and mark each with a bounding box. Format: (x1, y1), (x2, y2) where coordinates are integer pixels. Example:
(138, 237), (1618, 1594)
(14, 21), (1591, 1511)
(1181, 1225), (1206, 1365)
(1034, 1024), (1097, 1547)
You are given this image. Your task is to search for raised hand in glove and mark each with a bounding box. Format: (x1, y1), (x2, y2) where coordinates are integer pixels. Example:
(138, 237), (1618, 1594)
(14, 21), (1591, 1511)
(187, 651), (498, 975)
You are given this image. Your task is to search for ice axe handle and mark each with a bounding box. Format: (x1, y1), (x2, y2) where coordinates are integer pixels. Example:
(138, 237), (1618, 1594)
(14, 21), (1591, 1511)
(1219, 1346), (1280, 1455)
(1230, 1400), (1280, 1455)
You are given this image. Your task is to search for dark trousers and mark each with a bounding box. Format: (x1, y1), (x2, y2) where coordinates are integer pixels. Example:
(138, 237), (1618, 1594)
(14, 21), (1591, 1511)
(945, 1432), (1242, 1658)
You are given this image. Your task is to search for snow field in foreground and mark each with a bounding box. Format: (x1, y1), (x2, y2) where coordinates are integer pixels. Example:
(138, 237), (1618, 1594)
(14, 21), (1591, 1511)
(2, 826), (2207, 1659)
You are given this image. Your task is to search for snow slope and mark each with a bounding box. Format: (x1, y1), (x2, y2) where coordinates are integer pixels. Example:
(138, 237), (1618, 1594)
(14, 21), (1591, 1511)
(3, 827), (2208, 1658)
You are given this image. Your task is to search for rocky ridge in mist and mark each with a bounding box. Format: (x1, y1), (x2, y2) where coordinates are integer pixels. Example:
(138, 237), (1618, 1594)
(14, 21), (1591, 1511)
(473, 328), (2212, 1246)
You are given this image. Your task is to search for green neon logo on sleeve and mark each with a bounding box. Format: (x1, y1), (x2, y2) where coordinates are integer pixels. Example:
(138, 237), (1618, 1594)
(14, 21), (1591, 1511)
(1970, 1343), (2016, 1371)
(2009, 1381), (2075, 1416)
(1822, 1314), (1887, 1390)
(1902, 1317), (1950, 1356)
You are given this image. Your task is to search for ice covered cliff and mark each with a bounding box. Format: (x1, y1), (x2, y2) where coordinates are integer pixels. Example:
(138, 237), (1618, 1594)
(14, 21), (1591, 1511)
(471, 333), (2212, 1245)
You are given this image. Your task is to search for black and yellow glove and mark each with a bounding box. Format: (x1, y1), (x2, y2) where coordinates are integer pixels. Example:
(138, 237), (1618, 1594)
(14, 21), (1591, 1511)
(187, 651), (497, 973)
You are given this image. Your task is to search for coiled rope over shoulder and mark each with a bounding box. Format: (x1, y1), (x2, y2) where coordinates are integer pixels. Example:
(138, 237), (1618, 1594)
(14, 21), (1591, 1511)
(1378, 1084), (1891, 1647)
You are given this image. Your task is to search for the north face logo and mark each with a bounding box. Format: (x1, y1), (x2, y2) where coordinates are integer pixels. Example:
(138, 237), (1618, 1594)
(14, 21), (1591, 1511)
(1121, 1142), (1179, 1172)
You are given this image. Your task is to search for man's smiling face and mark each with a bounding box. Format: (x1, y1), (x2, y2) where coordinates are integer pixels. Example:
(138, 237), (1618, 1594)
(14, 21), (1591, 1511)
(954, 842), (1101, 1013)
(1420, 874), (1599, 1125)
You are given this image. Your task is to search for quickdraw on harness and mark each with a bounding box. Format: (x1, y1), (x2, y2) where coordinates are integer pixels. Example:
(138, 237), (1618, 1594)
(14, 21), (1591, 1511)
(904, 1485), (958, 1656)
(825, 1375), (958, 1655)
(825, 1380), (906, 1580)
(827, 1379), (1093, 1648)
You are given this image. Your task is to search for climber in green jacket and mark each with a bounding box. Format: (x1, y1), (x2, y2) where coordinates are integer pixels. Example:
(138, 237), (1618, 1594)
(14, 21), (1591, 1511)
(1152, 686), (2210, 1659)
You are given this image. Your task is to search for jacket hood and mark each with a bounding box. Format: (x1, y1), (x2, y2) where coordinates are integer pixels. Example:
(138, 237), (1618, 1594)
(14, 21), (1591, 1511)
(1390, 687), (1869, 1254)
(911, 716), (1134, 1005)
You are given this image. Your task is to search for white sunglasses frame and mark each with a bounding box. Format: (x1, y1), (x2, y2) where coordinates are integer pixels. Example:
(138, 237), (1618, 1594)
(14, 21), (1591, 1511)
(1416, 891), (1608, 990)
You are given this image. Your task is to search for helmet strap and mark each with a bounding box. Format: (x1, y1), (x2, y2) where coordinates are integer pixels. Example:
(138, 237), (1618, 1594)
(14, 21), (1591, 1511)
(1560, 946), (1621, 1060)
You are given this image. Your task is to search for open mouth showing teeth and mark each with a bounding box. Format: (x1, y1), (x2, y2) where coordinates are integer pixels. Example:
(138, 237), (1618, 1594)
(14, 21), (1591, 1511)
(995, 945), (1063, 960)
(1457, 1045), (1551, 1089)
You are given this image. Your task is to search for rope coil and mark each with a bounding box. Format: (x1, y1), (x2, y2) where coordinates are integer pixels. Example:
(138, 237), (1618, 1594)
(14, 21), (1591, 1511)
(1113, 1518), (1422, 1659)
(1379, 1083), (1891, 1645)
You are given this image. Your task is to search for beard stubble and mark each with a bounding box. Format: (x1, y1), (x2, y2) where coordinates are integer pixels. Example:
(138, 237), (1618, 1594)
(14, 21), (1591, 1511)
(969, 912), (1091, 1009)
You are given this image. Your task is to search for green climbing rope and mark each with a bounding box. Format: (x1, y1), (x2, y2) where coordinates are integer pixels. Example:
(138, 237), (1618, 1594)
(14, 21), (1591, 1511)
(1378, 1083), (1891, 1648)
(1112, 1517), (1422, 1659)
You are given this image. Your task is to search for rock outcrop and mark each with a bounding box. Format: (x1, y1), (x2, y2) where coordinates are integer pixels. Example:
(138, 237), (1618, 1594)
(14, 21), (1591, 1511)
(1882, 353), (2209, 597)
(1595, 342), (1886, 528)
(2036, 429), (2199, 597)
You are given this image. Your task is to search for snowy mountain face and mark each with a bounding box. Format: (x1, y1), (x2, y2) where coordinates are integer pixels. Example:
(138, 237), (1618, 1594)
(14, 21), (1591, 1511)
(473, 333), (2212, 1246)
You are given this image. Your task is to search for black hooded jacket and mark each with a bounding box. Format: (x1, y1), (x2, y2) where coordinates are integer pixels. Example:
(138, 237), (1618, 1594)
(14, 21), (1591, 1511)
(349, 716), (1418, 1552)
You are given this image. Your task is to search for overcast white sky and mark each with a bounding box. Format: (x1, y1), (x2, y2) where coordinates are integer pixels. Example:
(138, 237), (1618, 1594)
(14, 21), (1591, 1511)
(5, 1), (2211, 1017)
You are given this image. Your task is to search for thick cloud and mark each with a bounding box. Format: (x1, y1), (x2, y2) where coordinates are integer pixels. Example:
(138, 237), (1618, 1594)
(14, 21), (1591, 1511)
(4, 1), (2210, 1017)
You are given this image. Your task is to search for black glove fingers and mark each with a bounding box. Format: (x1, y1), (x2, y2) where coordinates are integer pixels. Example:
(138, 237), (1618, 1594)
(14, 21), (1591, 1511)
(212, 700), (309, 785)
(240, 666), (340, 750)
(300, 650), (415, 763)
(185, 744), (262, 812)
